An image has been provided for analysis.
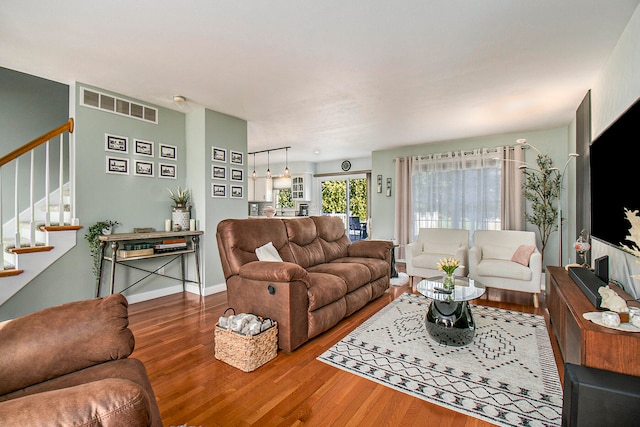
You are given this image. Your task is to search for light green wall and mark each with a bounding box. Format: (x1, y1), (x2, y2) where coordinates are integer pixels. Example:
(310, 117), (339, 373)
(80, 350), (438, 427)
(186, 108), (248, 290)
(0, 67), (69, 151)
(0, 68), (69, 219)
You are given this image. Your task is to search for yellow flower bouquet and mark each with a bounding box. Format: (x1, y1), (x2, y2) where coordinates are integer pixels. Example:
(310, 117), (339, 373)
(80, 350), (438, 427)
(437, 257), (462, 275)
(437, 257), (462, 290)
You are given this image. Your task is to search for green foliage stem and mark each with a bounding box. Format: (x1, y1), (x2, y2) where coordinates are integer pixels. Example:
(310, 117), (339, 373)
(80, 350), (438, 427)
(521, 154), (561, 262)
(84, 220), (119, 283)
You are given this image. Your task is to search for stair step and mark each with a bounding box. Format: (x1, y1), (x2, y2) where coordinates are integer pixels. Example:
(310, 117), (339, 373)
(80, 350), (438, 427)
(39, 225), (83, 232)
(9, 245), (54, 255)
(0, 269), (23, 278)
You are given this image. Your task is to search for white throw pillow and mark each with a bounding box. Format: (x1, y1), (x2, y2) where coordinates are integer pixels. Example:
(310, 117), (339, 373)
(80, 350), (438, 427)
(255, 241), (283, 262)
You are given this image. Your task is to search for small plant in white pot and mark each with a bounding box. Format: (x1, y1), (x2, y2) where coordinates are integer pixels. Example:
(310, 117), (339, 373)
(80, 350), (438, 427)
(168, 187), (191, 231)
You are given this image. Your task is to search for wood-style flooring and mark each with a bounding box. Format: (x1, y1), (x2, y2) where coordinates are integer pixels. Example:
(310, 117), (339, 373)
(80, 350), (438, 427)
(128, 265), (563, 426)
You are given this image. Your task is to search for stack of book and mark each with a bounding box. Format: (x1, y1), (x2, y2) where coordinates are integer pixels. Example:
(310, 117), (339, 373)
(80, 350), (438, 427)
(154, 237), (188, 254)
(117, 242), (155, 258)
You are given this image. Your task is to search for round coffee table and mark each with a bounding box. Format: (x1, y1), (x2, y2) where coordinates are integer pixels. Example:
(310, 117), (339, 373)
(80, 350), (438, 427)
(416, 276), (486, 346)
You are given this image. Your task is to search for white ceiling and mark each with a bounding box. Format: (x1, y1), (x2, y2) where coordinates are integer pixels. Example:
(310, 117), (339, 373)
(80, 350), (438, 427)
(2, 1), (638, 164)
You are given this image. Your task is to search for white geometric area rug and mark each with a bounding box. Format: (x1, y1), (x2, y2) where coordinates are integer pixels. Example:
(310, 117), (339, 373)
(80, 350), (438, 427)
(318, 292), (563, 427)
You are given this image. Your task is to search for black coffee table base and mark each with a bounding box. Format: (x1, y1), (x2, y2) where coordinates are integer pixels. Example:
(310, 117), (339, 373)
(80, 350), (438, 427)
(425, 300), (476, 346)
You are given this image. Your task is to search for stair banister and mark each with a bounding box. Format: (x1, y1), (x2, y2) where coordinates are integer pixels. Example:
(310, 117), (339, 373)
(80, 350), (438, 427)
(0, 119), (74, 166)
(1, 118), (74, 270)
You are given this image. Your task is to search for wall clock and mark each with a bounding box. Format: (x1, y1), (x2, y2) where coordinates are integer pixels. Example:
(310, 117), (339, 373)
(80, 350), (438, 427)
(341, 160), (351, 171)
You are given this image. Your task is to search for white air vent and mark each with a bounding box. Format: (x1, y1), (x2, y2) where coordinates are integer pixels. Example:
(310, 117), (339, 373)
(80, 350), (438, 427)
(81, 87), (158, 124)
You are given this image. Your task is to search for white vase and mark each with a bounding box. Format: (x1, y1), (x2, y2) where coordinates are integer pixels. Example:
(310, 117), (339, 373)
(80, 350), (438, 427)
(172, 205), (191, 231)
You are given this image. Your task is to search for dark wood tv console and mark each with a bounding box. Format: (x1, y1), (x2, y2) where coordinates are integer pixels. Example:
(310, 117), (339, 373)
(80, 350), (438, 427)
(546, 266), (640, 376)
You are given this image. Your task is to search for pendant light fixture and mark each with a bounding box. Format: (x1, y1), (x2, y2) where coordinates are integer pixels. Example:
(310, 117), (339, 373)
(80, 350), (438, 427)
(266, 150), (271, 179)
(248, 146), (291, 179)
(252, 153), (257, 180)
(284, 147), (290, 178)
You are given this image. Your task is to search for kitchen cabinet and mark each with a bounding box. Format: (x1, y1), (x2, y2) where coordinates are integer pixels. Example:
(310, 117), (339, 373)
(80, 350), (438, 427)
(248, 177), (273, 202)
(292, 174), (312, 201)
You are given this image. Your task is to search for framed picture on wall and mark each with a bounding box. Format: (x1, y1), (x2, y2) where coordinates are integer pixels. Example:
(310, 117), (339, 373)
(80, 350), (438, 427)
(230, 168), (244, 182)
(159, 162), (177, 179)
(212, 183), (227, 198)
(133, 160), (154, 177)
(230, 150), (244, 165)
(230, 185), (243, 199)
(106, 156), (129, 175)
(133, 139), (154, 157)
(212, 147), (227, 163)
(159, 143), (177, 161)
(211, 165), (227, 180)
(105, 134), (129, 154)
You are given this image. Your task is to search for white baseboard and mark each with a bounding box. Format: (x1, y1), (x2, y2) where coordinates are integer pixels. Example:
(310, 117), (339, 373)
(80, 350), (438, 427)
(123, 282), (227, 304)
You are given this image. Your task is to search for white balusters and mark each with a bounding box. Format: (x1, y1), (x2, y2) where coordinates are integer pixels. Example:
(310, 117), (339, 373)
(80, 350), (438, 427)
(29, 150), (35, 246)
(45, 140), (50, 227)
(14, 158), (20, 250)
(58, 134), (64, 226)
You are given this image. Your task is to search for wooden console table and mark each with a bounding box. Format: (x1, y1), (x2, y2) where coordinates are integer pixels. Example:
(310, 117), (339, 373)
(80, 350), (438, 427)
(97, 230), (203, 298)
(546, 266), (640, 376)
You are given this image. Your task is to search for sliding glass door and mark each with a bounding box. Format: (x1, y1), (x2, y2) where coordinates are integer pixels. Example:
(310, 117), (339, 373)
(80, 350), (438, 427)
(320, 175), (368, 241)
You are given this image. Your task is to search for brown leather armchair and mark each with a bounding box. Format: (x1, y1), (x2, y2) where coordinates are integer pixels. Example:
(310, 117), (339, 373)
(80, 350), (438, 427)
(0, 293), (162, 426)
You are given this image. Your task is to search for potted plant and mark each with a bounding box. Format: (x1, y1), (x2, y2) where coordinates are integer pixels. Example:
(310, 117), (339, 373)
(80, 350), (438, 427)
(168, 187), (191, 230)
(84, 220), (119, 285)
(168, 186), (190, 208)
(521, 154), (560, 263)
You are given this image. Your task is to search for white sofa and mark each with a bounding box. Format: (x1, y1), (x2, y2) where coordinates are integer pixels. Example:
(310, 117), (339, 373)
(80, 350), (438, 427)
(405, 228), (469, 290)
(468, 230), (542, 307)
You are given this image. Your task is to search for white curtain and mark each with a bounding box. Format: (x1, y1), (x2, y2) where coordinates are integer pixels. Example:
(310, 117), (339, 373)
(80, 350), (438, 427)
(411, 148), (501, 243)
(500, 145), (525, 230)
(394, 157), (413, 259)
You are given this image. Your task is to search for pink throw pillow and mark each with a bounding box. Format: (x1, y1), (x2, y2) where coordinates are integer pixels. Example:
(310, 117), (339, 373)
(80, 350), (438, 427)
(511, 245), (536, 266)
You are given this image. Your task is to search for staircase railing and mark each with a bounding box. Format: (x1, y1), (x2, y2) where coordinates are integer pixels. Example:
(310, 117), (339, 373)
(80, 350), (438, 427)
(0, 118), (74, 268)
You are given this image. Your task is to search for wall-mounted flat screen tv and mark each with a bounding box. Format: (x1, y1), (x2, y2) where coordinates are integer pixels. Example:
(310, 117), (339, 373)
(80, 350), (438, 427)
(590, 97), (640, 250)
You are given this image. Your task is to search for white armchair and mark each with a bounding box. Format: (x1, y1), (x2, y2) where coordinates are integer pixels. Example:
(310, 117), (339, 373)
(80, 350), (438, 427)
(468, 230), (542, 307)
(405, 228), (469, 290)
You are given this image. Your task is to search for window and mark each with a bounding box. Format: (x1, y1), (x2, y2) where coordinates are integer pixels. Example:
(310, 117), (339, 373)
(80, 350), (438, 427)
(412, 149), (501, 241)
(276, 188), (294, 208)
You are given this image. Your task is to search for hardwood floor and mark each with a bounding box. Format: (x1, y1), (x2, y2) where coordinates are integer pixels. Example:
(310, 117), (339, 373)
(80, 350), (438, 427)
(127, 266), (563, 426)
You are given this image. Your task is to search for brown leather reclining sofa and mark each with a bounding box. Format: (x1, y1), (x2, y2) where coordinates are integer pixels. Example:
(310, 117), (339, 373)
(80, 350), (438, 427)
(216, 216), (394, 352)
(0, 293), (162, 426)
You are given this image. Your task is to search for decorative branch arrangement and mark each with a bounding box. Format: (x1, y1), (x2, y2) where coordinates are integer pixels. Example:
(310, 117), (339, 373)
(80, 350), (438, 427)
(622, 208), (640, 282)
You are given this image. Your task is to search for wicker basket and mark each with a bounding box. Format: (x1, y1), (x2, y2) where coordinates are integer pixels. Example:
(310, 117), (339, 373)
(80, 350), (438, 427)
(214, 315), (278, 372)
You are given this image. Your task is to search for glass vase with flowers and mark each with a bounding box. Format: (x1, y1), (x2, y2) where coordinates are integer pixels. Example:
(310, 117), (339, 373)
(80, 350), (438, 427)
(437, 257), (462, 291)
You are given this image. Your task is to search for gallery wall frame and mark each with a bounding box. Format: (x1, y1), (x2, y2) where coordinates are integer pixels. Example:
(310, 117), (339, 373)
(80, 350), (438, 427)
(159, 143), (177, 161)
(212, 165), (227, 180)
(106, 156), (129, 175)
(230, 168), (244, 182)
(230, 185), (243, 199)
(212, 146), (227, 163)
(105, 134), (129, 154)
(133, 139), (154, 157)
(159, 162), (177, 179)
(377, 175), (383, 193)
(212, 183), (227, 198)
(230, 150), (244, 165)
(134, 160), (154, 177)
